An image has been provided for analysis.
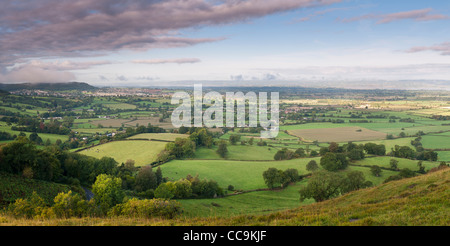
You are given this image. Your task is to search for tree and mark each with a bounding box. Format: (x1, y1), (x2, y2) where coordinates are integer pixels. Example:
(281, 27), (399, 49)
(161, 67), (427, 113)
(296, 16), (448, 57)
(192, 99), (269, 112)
(155, 166), (163, 186)
(328, 142), (339, 153)
(173, 179), (193, 198)
(299, 170), (344, 202)
(306, 160), (319, 172)
(154, 182), (175, 199)
(135, 166), (157, 192)
(347, 148), (365, 160)
(165, 138), (195, 159)
(262, 168), (283, 189)
(391, 145), (415, 159)
(52, 191), (89, 218)
(229, 134), (241, 145)
(417, 161), (426, 174)
(294, 148), (306, 158)
(92, 174), (124, 213)
(320, 152), (348, 172)
(248, 137), (254, 145)
(370, 165), (382, 177)
(364, 143), (386, 155)
(0, 136), (37, 175)
(283, 168), (299, 184)
(309, 150), (319, 157)
(341, 171), (370, 193)
(390, 159), (399, 170)
(124, 159), (136, 172)
(216, 140), (228, 158)
(274, 148), (295, 160)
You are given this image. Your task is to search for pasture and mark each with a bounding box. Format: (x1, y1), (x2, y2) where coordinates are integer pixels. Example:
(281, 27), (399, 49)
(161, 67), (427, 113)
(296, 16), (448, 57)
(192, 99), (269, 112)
(287, 126), (387, 143)
(421, 135), (450, 150)
(194, 145), (280, 161)
(79, 140), (167, 166)
(160, 158), (318, 191)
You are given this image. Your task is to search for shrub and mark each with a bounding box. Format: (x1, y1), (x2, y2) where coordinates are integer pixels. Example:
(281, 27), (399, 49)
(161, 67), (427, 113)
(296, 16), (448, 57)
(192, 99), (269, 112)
(52, 191), (90, 218)
(109, 198), (182, 219)
(299, 170), (344, 202)
(7, 192), (47, 219)
(154, 182), (176, 199)
(306, 160), (319, 172)
(320, 152), (348, 172)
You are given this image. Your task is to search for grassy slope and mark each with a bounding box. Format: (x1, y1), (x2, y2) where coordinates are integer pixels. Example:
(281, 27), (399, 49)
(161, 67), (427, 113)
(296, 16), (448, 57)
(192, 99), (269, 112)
(2, 167), (448, 226)
(79, 140), (167, 166)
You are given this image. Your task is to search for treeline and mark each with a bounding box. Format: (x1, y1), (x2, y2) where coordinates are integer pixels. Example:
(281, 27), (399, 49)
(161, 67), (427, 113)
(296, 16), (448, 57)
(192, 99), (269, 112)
(0, 136), (118, 187)
(11, 118), (72, 135)
(113, 123), (166, 140)
(156, 128), (214, 163)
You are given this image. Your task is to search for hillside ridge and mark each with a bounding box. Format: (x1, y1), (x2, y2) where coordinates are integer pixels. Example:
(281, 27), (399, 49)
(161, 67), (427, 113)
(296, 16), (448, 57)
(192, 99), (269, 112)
(1, 167), (448, 226)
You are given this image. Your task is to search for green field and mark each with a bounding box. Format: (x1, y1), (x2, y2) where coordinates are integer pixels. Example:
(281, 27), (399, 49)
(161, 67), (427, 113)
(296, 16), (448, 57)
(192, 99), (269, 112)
(178, 181), (315, 218)
(79, 140), (167, 166)
(349, 137), (415, 152)
(421, 135), (450, 150)
(159, 156), (423, 192)
(128, 133), (189, 141)
(160, 158), (318, 191)
(195, 145), (281, 160)
(0, 124), (68, 144)
(437, 151), (450, 161)
(351, 156), (440, 172)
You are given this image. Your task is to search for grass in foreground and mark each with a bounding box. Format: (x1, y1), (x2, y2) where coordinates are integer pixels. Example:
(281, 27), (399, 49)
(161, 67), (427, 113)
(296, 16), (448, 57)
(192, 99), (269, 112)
(1, 167), (448, 226)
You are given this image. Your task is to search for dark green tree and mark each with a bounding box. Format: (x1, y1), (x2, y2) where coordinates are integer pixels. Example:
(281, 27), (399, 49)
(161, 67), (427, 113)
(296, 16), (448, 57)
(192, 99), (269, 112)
(299, 170), (344, 202)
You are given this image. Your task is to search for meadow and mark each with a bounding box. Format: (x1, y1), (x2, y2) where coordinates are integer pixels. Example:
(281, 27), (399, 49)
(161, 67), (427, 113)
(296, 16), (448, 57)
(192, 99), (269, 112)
(287, 126), (386, 142)
(79, 140), (167, 166)
(421, 135), (450, 150)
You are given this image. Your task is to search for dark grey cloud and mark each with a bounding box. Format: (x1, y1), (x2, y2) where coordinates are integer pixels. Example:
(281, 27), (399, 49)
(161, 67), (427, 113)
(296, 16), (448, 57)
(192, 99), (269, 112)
(0, 0), (341, 68)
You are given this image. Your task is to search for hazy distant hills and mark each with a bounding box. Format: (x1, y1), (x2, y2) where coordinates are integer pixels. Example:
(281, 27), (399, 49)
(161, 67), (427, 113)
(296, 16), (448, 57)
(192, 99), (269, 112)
(0, 80), (448, 92)
(0, 82), (97, 91)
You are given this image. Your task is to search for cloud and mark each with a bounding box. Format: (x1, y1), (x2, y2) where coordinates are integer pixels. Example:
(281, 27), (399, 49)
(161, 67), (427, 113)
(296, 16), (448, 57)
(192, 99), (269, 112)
(132, 58), (201, 65)
(0, 60), (111, 83)
(262, 73), (281, 80)
(0, 0), (340, 70)
(26, 60), (112, 70)
(116, 75), (128, 81)
(0, 63), (76, 83)
(230, 74), (244, 81)
(340, 8), (449, 24)
(261, 64), (450, 81)
(406, 42), (450, 56)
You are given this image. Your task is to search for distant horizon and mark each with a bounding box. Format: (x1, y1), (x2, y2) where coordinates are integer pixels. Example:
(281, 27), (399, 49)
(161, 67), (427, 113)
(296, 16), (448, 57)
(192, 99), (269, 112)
(1, 79), (450, 91)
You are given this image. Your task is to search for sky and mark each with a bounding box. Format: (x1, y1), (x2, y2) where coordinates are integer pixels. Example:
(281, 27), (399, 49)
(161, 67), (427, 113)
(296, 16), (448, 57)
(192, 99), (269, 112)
(1, 0), (450, 88)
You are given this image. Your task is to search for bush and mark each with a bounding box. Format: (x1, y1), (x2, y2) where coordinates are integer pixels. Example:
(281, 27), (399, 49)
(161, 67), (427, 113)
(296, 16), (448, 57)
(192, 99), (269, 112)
(299, 170), (343, 202)
(320, 152), (348, 172)
(154, 182), (176, 199)
(7, 192), (49, 219)
(109, 198), (182, 219)
(306, 160), (319, 172)
(216, 141), (228, 158)
(92, 174), (125, 213)
(52, 191), (90, 218)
